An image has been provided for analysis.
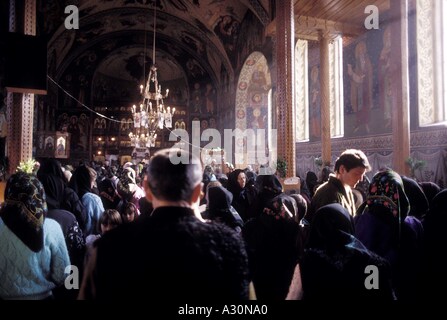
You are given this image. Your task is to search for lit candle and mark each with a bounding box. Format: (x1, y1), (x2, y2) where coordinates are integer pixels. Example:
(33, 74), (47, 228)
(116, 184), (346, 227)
(132, 105), (136, 113)
(140, 85), (144, 94)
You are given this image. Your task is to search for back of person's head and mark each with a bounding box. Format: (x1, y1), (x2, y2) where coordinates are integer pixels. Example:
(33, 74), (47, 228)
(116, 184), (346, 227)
(205, 180), (223, 205)
(256, 174), (283, 199)
(419, 181), (441, 206)
(146, 148), (202, 202)
(207, 185), (233, 211)
(37, 158), (67, 184)
(401, 176), (429, 219)
(290, 193), (308, 222)
(334, 149), (370, 173)
(69, 165), (93, 198)
(320, 166), (333, 183)
(0, 171), (47, 252)
(263, 194), (296, 220)
(367, 169), (410, 219)
(308, 203), (354, 252)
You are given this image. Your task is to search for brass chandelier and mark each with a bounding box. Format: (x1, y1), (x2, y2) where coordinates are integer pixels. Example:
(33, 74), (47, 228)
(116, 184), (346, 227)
(129, 2), (175, 148)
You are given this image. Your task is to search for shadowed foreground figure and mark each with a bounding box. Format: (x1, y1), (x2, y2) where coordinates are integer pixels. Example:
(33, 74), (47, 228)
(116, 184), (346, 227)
(79, 148), (250, 300)
(287, 203), (395, 300)
(0, 172), (70, 300)
(355, 169), (424, 300)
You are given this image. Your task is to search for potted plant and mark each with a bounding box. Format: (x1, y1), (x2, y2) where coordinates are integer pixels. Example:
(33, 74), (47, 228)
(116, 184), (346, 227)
(405, 157), (426, 180)
(276, 158), (287, 178)
(314, 156), (323, 171)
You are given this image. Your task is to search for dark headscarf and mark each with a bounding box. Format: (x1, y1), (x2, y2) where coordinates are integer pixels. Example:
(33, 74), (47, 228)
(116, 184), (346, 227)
(99, 178), (120, 210)
(255, 174), (283, 202)
(401, 176), (429, 219)
(37, 158), (68, 184)
(208, 185), (233, 211)
(305, 171), (318, 198)
(69, 165), (93, 199)
(263, 194), (296, 220)
(38, 174), (65, 210)
(227, 169), (245, 195)
(290, 193), (308, 222)
(418, 181), (441, 206)
(307, 203), (354, 253)
(302, 203), (395, 300)
(0, 172), (47, 252)
(207, 185), (243, 230)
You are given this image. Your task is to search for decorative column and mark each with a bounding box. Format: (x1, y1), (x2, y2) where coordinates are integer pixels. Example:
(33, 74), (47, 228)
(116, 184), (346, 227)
(390, 0), (410, 175)
(275, 0), (296, 177)
(6, 0), (36, 174)
(319, 32), (332, 166)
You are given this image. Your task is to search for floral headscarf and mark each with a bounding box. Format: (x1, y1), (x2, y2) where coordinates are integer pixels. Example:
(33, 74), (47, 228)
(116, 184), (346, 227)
(367, 169), (410, 219)
(0, 172), (47, 252)
(263, 194), (295, 220)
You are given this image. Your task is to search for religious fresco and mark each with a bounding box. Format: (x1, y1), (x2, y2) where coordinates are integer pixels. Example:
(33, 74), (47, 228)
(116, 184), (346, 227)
(235, 52), (272, 166)
(343, 27), (392, 137)
(56, 113), (90, 153)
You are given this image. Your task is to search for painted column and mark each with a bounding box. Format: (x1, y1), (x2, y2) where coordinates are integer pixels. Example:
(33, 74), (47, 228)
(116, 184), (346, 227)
(6, 0), (36, 174)
(390, 0), (410, 175)
(275, 0), (296, 177)
(319, 32), (332, 166)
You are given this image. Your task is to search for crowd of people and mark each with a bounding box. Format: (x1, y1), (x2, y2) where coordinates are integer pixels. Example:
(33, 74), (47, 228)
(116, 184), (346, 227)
(0, 148), (445, 300)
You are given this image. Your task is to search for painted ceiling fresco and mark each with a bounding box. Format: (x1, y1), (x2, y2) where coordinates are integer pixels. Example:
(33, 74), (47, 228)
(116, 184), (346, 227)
(42, 0), (270, 80)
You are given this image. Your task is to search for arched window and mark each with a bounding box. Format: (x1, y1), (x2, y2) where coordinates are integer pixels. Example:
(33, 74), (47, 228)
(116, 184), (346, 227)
(295, 36), (344, 142)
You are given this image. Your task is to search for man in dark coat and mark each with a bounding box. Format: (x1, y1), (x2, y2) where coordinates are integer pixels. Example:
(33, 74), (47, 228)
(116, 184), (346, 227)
(79, 148), (250, 300)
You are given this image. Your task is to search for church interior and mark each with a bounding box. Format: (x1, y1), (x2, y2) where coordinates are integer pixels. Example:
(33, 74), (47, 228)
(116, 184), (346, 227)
(0, 0), (446, 186)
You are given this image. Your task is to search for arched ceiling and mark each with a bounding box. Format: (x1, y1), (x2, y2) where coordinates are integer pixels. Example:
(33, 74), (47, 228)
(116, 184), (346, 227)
(42, 0), (272, 88)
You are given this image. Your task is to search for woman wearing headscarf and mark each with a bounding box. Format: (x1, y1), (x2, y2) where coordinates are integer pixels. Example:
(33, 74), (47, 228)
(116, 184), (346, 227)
(204, 184), (244, 233)
(249, 174), (284, 220)
(418, 181), (441, 209)
(401, 175), (429, 220)
(37, 158), (87, 231)
(38, 173), (86, 292)
(116, 166), (145, 213)
(69, 165), (105, 236)
(355, 169), (424, 300)
(227, 169), (256, 222)
(242, 189), (302, 300)
(287, 203), (394, 300)
(0, 172), (70, 300)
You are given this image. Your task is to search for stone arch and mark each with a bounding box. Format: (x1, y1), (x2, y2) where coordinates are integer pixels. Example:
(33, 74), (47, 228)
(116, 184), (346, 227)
(234, 52), (272, 168)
